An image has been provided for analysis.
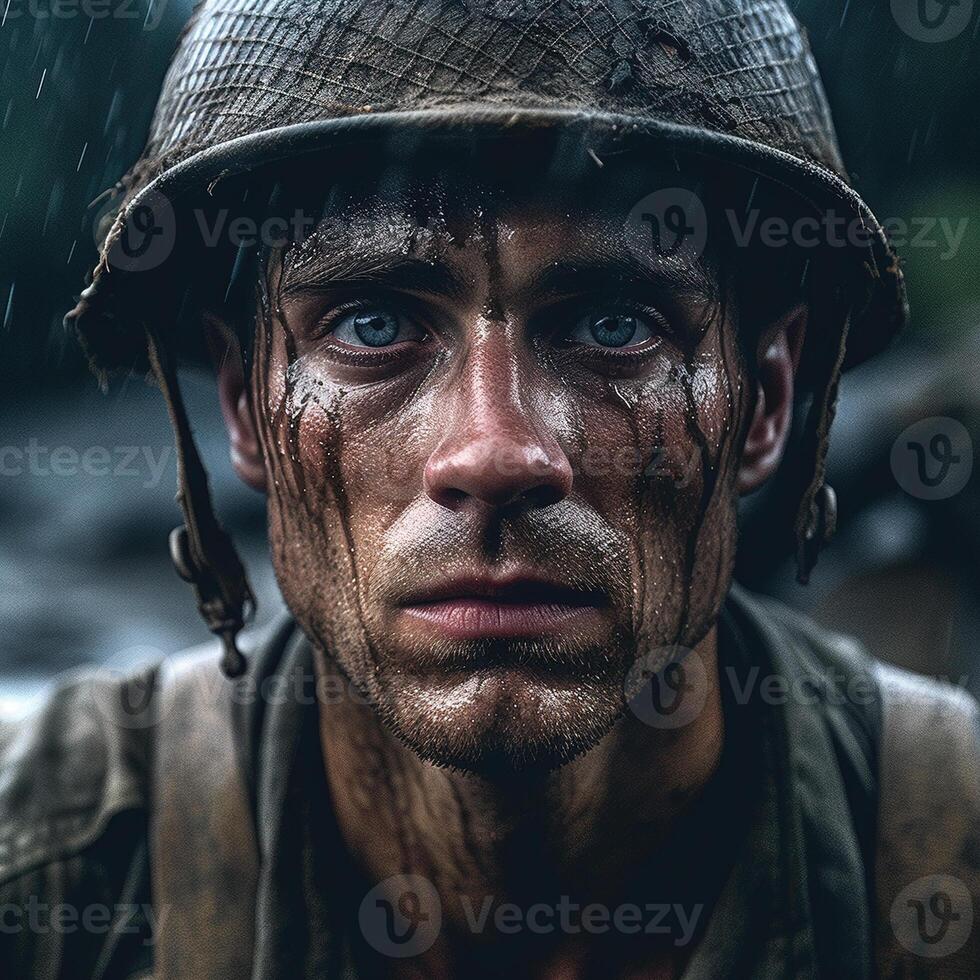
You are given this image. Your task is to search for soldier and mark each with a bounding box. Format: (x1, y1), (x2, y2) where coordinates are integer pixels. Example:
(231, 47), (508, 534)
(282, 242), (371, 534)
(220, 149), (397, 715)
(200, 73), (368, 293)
(1, 1), (977, 978)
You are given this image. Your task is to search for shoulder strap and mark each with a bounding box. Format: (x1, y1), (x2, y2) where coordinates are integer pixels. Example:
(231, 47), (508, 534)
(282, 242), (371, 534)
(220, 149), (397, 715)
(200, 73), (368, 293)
(150, 648), (260, 980)
(875, 663), (980, 977)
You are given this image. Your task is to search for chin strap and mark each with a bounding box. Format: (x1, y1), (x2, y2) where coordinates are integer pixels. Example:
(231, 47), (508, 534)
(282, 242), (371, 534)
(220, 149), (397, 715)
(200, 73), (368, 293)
(145, 325), (255, 677)
(794, 305), (850, 584)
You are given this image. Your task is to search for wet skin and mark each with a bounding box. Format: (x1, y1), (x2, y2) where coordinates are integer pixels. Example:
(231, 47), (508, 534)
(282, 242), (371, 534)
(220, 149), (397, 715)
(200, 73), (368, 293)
(217, 152), (804, 978)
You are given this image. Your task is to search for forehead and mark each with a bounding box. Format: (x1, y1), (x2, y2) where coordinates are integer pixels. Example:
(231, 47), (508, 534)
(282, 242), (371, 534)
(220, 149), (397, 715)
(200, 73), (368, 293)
(275, 136), (719, 296)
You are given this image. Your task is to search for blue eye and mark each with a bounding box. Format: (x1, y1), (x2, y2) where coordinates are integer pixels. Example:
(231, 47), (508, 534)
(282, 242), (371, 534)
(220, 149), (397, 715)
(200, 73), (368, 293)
(568, 313), (654, 349)
(332, 309), (420, 348)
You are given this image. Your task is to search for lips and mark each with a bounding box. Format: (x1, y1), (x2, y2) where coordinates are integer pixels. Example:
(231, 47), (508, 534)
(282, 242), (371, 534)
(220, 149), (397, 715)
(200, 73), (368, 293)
(397, 574), (607, 641)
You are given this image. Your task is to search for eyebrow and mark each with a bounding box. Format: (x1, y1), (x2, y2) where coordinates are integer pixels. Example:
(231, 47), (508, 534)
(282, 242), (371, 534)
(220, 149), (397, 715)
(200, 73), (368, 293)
(279, 251), (470, 302)
(531, 253), (715, 303)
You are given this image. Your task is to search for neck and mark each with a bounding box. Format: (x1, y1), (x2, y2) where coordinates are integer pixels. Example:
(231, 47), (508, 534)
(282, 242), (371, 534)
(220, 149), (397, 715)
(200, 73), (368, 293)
(316, 628), (724, 978)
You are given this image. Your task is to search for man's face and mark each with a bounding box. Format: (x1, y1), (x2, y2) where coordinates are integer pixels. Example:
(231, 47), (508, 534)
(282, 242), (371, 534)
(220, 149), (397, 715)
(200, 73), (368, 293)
(248, 149), (753, 774)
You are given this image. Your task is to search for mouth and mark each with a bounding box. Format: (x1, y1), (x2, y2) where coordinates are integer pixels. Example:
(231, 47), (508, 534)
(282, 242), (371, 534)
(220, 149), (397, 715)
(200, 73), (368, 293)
(397, 573), (608, 641)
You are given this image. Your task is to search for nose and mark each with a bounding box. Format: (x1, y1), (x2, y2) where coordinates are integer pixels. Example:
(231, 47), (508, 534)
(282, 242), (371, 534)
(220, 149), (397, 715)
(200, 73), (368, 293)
(423, 337), (573, 511)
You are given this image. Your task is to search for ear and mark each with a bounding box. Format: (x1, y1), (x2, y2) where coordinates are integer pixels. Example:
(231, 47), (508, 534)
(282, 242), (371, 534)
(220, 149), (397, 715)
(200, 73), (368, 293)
(736, 304), (807, 495)
(205, 315), (267, 493)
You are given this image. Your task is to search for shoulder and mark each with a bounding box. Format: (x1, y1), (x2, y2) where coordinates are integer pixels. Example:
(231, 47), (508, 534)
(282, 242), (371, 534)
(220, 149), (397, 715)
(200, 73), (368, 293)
(0, 662), (159, 887)
(0, 636), (254, 977)
(0, 661), (167, 976)
(727, 583), (980, 798)
(0, 612), (299, 890)
(729, 586), (980, 941)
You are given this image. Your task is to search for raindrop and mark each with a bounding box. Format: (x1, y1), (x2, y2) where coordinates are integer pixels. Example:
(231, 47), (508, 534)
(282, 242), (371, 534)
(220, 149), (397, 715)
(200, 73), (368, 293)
(42, 181), (65, 237)
(103, 89), (121, 136)
(744, 176), (760, 216)
(3, 283), (14, 332)
(799, 258), (811, 290)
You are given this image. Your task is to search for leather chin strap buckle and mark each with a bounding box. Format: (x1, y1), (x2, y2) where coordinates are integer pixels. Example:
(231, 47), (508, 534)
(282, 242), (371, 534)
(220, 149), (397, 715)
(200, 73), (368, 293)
(169, 523), (249, 678)
(811, 482), (838, 545)
(169, 525), (196, 583)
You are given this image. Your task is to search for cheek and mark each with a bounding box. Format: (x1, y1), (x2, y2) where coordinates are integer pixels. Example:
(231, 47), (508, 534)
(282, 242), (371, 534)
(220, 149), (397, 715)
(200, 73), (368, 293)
(252, 354), (363, 656)
(257, 345), (438, 602)
(572, 352), (738, 530)
(571, 342), (746, 647)
(338, 385), (443, 518)
(259, 328), (434, 504)
(656, 337), (748, 640)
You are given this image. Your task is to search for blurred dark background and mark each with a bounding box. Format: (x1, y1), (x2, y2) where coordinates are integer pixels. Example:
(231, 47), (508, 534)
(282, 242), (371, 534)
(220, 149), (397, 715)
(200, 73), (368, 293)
(0, 0), (978, 711)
